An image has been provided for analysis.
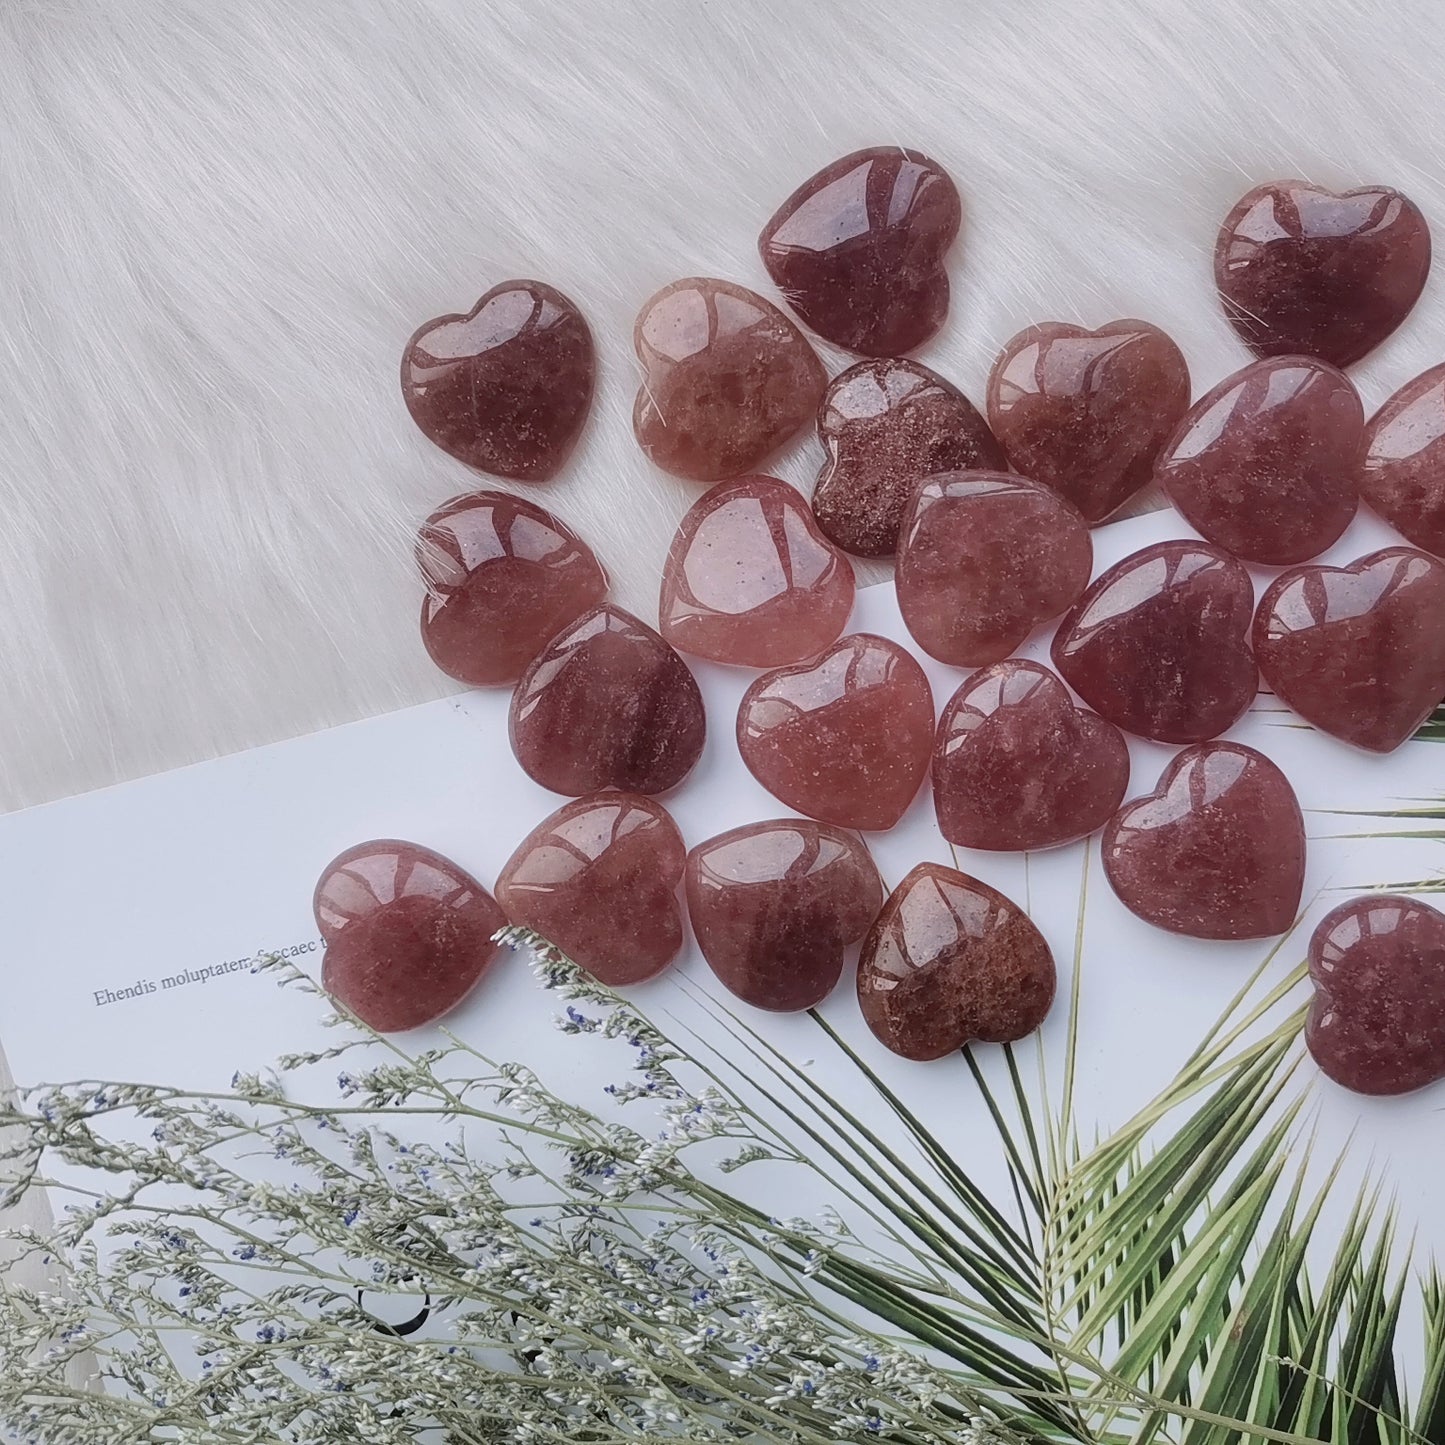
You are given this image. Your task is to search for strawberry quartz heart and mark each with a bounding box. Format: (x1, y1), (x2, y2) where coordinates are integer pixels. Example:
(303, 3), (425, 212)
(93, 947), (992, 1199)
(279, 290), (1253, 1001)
(509, 605), (706, 796)
(736, 634), (934, 831)
(686, 820), (883, 1011)
(933, 660), (1129, 852)
(1215, 180), (1431, 368)
(496, 793), (686, 987)
(986, 319), (1190, 524)
(658, 475), (854, 667)
(1050, 540), (1257, 743)
(1306, 894), (1445, 1096)
(1156, 356), (1363, 565)
(1102, 742), (1305, 940)
(632, 277), (826, 483)
(857, 863), (1056, 1061)
(401, 280), (594, 481)
(1253, 547), (1445, 752)
(1360, 363), (1445, 557)
(417, 491), (608, 687)
(759, 147), (961, 357)
(314, 840), (507, 1033)
(896, 472), (1092, 668)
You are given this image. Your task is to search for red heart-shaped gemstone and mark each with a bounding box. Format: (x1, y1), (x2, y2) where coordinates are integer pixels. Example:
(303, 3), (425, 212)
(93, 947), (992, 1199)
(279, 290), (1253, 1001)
(933, 660), (1129, 851)
(1253, 547), (1445, 752)
(737, 634), (933, 831)
(1215, 180), (1431, 368)
(1360, 363), (1445, 557)
(1102, 743), (1305, 940)
(401, 280), (594, 481)
(1307, 894), (1445, 1096)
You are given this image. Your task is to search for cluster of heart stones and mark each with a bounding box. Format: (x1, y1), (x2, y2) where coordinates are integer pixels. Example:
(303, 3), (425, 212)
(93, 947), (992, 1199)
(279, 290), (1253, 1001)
(318, 155), (1445, 1099)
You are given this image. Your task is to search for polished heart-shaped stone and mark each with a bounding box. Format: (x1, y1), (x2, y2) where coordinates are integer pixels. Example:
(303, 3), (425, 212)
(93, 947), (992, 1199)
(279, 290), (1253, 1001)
(1253, 547), (1445, 752)
(986, 319), (1190, 523)
(401, 280), (594, 481)
(496, 793), (685, 987)
(659, 475), (854, 667)
(1215, 180), (1431, 367)
(736, 634), (934, 831)
(933, 660), (1129, 852)
(1360, 363), (1445, 557)
(686, 819), (883, 1011)
(314, 840), (507, 1033)
(632, 277), (826, 482)
(417, 491), (608, 687)
(1156, 356), (1362, 565)
(759, 147), (961, 357)
(1102, 743), (1304, 940)
(897, 472), (1092, 668)
(812, 358), (1003, 557)
(1307, 894), (1445, 1096)
(857, 863), (1055, 1061)
(510, 605), (706, 795)
(1051, 540), (1257, 743)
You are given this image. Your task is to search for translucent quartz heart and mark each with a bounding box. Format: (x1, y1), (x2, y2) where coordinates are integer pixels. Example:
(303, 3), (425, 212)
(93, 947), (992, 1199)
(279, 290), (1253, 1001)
(658, 474), (854, 667)
(632, 277), (826, 482)
(1253, 547), (1445, 753)
(736, 634), (934, 831)
(933, 660), (1129, 852)
(496, 794), (685, 987)
(986, 319), (1190, 524)
(401, 280), (594, 481)
(1360, 363), (1445, 556)
(1102, 743), (1305, 940)
(417, 491), (608, 687)
(1307, 894), (1445, 1096)
(896, 471), (1092, 667)
(758, 147), (961, 357)
(686, 819), (883, 1011)
(314, 840), (507, 1032)
(1157, 357), (1362, 565)
(1050, 540), (1257, 743)
(812, 358), (1003, 557)
(857, 862), (1055, 1061)
(1215, 181), (1431, 368)
(510, 605), (706, 795)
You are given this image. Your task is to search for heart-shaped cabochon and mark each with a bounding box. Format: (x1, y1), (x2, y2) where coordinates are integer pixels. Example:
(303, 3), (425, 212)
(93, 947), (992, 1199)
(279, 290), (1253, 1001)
(1360, 363), (1445, 558)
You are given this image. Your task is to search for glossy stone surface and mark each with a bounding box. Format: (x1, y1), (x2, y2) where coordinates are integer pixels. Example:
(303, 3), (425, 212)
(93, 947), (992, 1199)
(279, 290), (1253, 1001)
(1216, 181), (1431, 368)
(417, 491), (608, 687)
(1360, 363), (1445, 556)
(759, 148), (961, 357)
(1102, 744), (1305, 940)
(1307, 895), (1445, 1096)
(933, 661), (1129, 852)
(813, 358), (1004, 557)
(510, 605), (705, 795)
(1156, 356), (1362, 565)
(857, 863), (1055, 1061)
(896, 472), (1092, 667)
(659, 475), (854, 667)
(986, 320), (1190, 523)
(1253, 547), (1445, 753)
(1051, 541), (1257, 743)
(686, 820), (883, 1011)
(496, 794), (685, 987)
(633, 278), (826, 482)
(737, 634), (933, 831)
(401, 280), (594, 481)
(314, 840), (506, 1032)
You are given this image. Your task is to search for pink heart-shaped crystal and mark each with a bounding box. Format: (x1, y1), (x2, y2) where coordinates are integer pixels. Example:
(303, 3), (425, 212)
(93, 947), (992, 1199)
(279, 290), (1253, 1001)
(1307, 894), (1445, 1096)
(1102, 743), (1305, 940)
(933, 660), (1129, 852)
(1360, 363), (1445, 557)
(736, 634), (934, 831)
(1215, 180), (1431, 368)
(1253, 547), (1445, 752)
